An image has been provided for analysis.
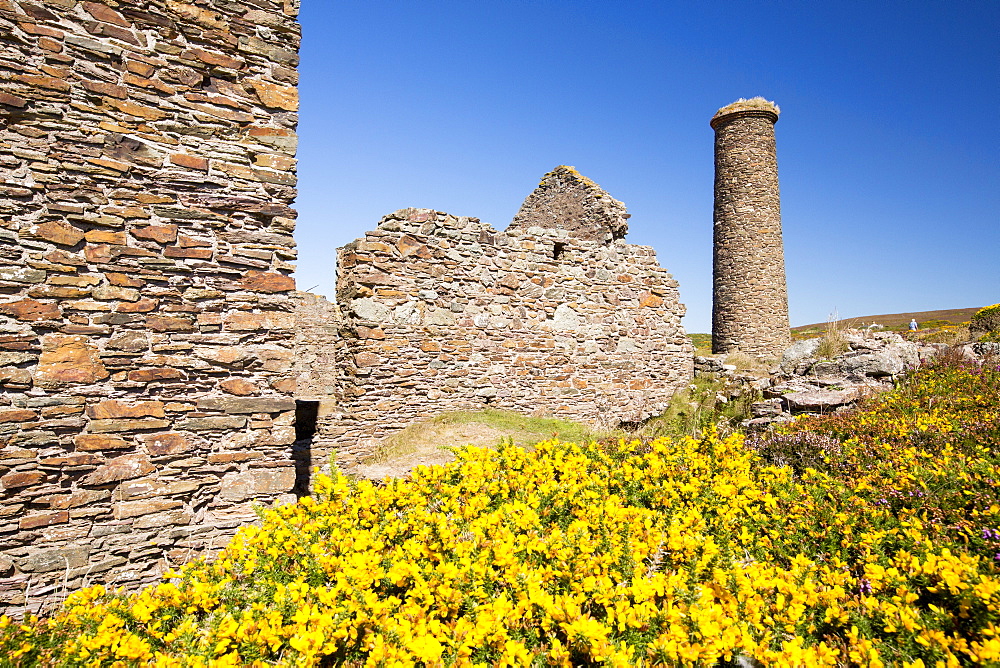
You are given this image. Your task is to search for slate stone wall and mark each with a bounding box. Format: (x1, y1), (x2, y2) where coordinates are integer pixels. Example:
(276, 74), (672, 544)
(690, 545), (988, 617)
(291, 291), (340, 484)
(0, 0), (300, 616)
(711, 98), (791, 359)
(317, 167), (694, 471)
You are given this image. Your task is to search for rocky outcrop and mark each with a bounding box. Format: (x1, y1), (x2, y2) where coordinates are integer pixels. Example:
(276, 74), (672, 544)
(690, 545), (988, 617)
(695, 331), (947, 430)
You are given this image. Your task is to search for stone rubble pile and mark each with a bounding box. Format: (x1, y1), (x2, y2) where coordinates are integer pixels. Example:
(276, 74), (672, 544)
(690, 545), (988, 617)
(697, 332), (960, 429)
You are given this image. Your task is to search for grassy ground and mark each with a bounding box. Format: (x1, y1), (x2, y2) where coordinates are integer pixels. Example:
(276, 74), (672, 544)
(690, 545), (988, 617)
(694, 307), (987, 350)
(358, 375), (753, 479)
(687, 332), (712, 355)
(356, 409), (615, 478)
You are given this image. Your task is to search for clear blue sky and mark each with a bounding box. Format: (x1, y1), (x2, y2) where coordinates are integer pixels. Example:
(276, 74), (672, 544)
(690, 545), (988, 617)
(294, 1), (999, 333)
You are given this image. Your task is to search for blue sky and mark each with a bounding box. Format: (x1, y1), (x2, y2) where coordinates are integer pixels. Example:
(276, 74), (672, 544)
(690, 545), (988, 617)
(293, 1), (999, 333)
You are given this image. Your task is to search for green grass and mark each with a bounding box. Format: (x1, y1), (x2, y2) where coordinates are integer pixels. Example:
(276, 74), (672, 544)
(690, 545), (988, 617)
(363, 408), (610, 466)
(688, 332), (712, 354)
(366, 381), (759, 470)
(636, 373), (757, 440)
(438, 408), (598, 442)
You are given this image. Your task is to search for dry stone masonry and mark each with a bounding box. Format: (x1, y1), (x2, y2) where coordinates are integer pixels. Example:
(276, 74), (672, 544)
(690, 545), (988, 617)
(711, 97), (791, 359)
(306, 166), (694, 471)
(0, 0), (300, 616)
(0, 1), (724, 614)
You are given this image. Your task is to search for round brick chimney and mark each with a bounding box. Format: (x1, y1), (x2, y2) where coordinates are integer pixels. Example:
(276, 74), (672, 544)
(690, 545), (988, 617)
(710, 98), (791, 359)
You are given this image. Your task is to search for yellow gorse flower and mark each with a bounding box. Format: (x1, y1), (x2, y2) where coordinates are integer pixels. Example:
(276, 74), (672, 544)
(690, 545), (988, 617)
(1, 360), (998, 666)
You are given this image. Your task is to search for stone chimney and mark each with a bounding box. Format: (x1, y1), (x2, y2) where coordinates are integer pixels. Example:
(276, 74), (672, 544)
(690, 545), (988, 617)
(710, 98), (791, 358)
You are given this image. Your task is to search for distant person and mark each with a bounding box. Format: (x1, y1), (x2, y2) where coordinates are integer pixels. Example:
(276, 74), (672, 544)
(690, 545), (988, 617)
(909, 319), (918, 332)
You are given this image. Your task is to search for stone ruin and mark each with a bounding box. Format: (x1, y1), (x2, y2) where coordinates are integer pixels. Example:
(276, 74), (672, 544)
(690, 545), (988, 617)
(0, 0), (301, 616)
(296, 166), (694, 473)
(0, 0), (694, 615)
(711, 98), (791, 359)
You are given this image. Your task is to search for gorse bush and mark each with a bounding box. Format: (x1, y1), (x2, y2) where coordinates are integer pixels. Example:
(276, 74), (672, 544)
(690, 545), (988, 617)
(2, 358), (999, 667)
(972, 304), (1000, 338)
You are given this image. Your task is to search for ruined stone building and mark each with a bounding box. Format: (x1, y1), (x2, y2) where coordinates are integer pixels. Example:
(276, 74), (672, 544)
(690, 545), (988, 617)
(0, 0), (781, 620)
(296, 166), (694, 472)
(0, 0), (692, 615)
(0, 0), (301, 616)
(711, 97), (791, 359)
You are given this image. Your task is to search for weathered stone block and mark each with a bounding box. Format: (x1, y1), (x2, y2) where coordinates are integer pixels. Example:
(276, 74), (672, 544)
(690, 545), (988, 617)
(0, 299), (60, 321)
(19, 546), (90, 573)
(249, 80), (298, 111)
(37, 489), (110, 510)
(175, 416), (247, 431)
(239, 271), (295, 293)
(133, 509), (193, 529)
(196, 396), (295, 414)
(116, 298), (159, 313)
(132, 224), (179, 243)
(114, 498), (183, 520)
(87, 419), (171, 433)
(34, 334), (109, 387)
(137, 432), (192, 456)
(24, 221), (84, 247)
(0, 267), (46, 283)
(146, 315), (195, 332)
(80, 454), (155, 485)
(220, 378), (257, 395)
(1, 471), (46, 489)
(0, 409), (38, 423)
(169, 154), (209, 171)
(196, 348), (252, 367)
(224, 312), (296, 331)
(218, 466), (295, 502)
(75, 434), (130, 451)
(128, 368), (184, 382)
(87, 400), (166, 420)
(39, 453), (102, 467)
(19, 510), (69, 530)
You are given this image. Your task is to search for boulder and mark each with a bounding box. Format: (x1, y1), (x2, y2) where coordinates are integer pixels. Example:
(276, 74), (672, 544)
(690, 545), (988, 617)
(779, 338), (821, 373)
(783, 388), (861, 411)
(973, 342), (1000, 358)
(837, 341), (918, 378)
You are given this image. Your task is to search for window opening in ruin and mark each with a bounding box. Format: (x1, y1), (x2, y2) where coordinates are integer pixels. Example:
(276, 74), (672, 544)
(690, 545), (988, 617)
(295, 400), (319, 441)
(552, 242), (566, 260)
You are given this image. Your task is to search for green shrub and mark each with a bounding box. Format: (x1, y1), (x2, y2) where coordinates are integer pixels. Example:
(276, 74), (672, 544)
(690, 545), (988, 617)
(971, 303), (1000, 334)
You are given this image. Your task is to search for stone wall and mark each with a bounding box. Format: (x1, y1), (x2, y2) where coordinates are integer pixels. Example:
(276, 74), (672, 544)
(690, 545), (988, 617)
(0, 0), (300, 616)
(711, 98), (791, 359)
(291, 290), (340, 486)
(293, 291), (340, 400)
(315, 167), (693, 470)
